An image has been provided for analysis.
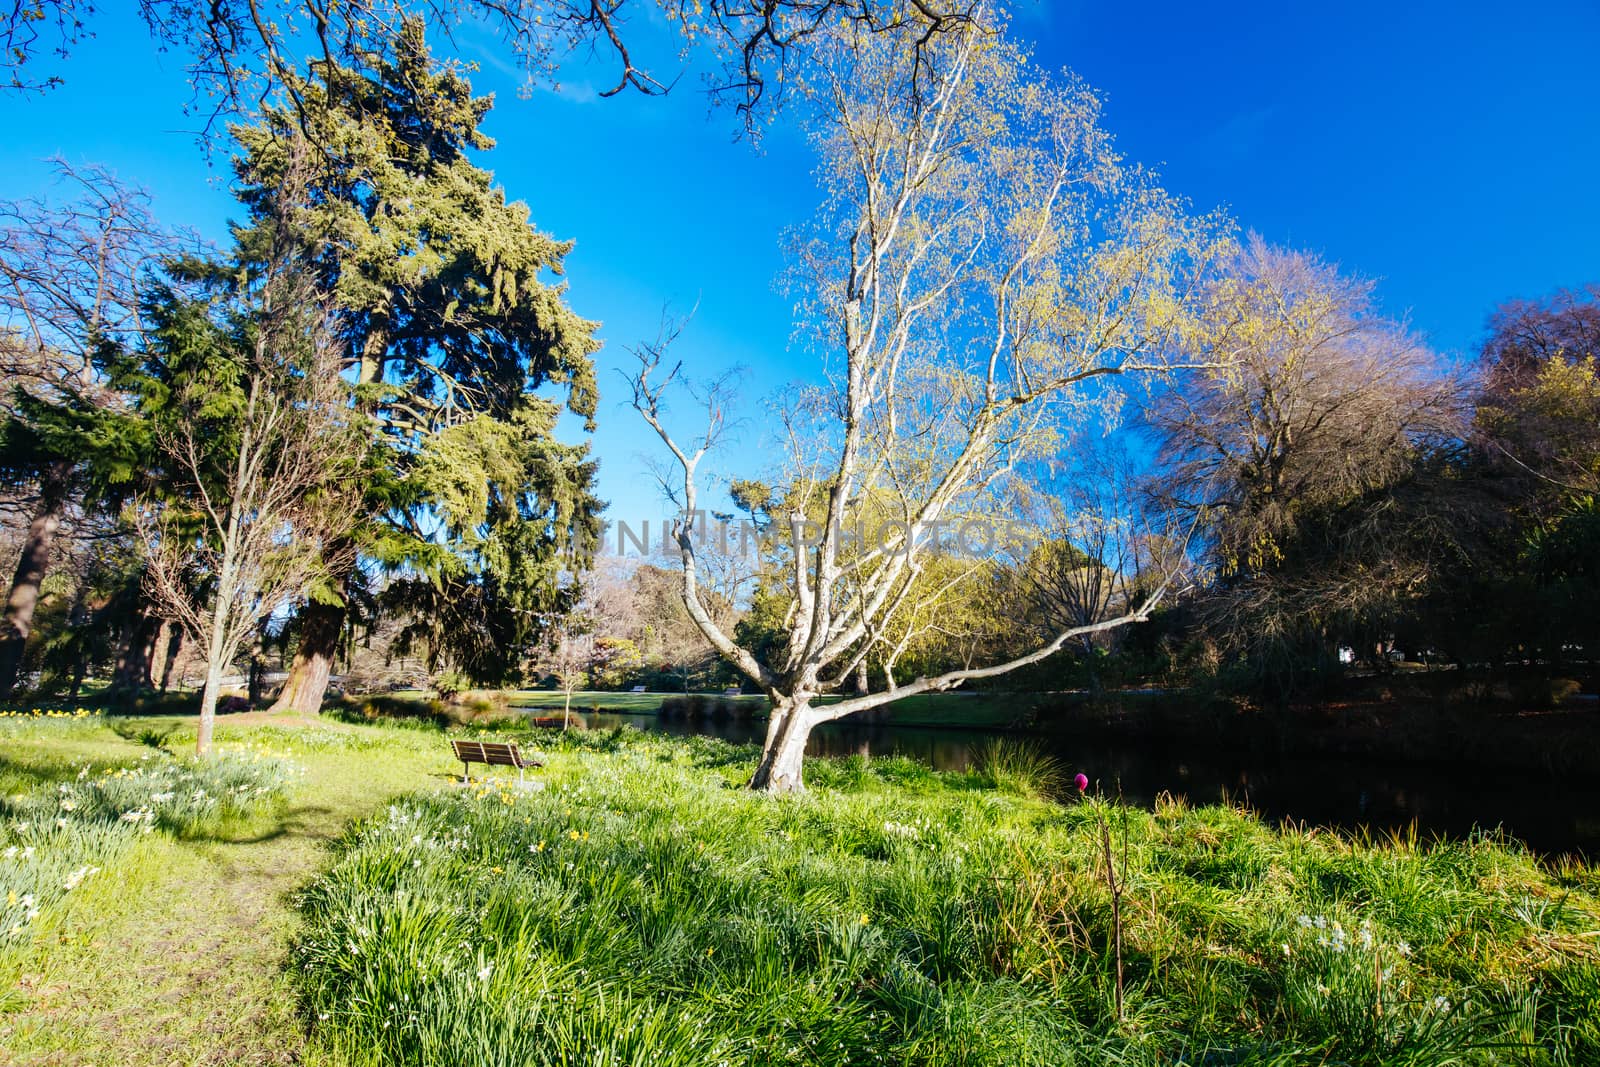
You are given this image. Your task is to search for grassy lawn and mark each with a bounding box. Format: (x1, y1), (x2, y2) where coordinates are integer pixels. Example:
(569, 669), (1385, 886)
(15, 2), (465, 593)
(0, 708), (453, 1066)
(4, 708), (1599, 1065)
(293, 729), (1600, 1065)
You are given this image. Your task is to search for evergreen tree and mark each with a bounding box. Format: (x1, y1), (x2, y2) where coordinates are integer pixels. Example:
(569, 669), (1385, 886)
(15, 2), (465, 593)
(222, 21), (601, 709)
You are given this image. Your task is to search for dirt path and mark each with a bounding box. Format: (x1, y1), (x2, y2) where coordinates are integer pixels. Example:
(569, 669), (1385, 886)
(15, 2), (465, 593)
(2, 718), (447, 1066)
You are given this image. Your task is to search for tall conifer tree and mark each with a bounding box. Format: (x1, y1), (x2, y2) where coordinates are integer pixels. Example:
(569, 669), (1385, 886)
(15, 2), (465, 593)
(224, 20), (601, 708)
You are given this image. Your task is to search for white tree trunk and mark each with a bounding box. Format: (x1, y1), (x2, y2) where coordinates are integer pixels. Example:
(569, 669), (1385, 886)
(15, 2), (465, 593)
(197, 535), (237, 758)
(750, 701), (815, 793)
(196, 649), (224, 757)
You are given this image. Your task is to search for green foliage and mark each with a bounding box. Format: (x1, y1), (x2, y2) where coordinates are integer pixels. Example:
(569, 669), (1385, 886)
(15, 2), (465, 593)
(0, 742), (297, 838)
(292, 730), (1600, 1065)
(223, 18), (603, 686)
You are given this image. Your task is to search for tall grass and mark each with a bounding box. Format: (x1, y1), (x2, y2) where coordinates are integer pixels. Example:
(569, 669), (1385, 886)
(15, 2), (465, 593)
(972, 737), (1065, 797)
(292, 729), (1600, 1065)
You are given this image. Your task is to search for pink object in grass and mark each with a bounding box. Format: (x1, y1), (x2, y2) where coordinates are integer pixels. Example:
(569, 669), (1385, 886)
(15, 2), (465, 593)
(1074, 773), (1089, 792)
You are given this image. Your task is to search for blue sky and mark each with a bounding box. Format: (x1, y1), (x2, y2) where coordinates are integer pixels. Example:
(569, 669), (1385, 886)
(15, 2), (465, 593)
(4, 1), (1597, 528)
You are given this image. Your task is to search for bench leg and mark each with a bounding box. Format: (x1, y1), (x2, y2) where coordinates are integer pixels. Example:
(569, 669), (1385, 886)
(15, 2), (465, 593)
(462, 761), (470, 784)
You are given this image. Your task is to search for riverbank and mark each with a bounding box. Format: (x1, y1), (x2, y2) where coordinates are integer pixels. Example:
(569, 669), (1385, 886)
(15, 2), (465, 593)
(299, 725), (1600, 1065)
(3, 710), (1599, 1063)
(355, 684), (1600, 778)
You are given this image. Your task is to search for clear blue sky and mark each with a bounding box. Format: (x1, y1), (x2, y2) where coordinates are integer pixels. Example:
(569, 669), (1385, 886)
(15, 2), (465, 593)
(4, 1), (1597, 528)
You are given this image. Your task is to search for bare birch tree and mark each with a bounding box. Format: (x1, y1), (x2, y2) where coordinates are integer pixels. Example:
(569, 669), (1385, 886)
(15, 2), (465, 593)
(630, 16), (1224, 791)
(137, 259), (362, 755)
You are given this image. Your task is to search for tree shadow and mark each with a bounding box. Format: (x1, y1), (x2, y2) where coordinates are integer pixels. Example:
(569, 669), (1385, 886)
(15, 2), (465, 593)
(0, 753), (85, 793)
(176, 803), (340, 846)
(109, 720), (180, 751)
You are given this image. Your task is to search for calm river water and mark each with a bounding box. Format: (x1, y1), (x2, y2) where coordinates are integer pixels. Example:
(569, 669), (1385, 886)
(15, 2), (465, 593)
(561, 710), (1600, 858)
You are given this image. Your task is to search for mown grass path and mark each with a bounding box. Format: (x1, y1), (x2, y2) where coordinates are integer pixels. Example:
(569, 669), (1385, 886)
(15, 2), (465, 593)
(1, 713), (450, 1066)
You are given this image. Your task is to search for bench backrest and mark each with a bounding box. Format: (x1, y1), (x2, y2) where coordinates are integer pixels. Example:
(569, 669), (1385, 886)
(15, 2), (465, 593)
(450, 739), (535, 768)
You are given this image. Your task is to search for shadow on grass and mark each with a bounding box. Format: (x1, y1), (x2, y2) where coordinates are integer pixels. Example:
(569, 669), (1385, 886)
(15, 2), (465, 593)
(0, 753), (86, 794)
(109, 721), (180, 751)
(176, 803), (342, 847)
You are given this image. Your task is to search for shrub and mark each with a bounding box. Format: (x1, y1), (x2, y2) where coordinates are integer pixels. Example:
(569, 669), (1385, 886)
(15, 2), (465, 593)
(431, 671), (472, 701)
(1509, 675), (1584, 710)
(454, 690), (512, 719)
(330, 695), (451, 730)
(2, 747), (298, 837)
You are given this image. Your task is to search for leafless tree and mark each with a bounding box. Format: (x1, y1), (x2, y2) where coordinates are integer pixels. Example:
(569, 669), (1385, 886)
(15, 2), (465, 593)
(139, 264), (363, 755)
(1147, 237), (1464, 672)
(0, 161), (197, 697)
(630, 15), (1223, 790)
(4, 0), (983, 136)
(534, 603), (593, 730)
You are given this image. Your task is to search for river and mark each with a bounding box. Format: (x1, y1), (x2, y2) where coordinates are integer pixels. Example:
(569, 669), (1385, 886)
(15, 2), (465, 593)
(557, 710), (1600, 858)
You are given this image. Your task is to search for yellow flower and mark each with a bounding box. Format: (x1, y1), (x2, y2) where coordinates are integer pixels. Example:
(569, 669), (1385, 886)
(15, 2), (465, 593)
(859, 913), (870, 925)
(567, 830), (580, 841)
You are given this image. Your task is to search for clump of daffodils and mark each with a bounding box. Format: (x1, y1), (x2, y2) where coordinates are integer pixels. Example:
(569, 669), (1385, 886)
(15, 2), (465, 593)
(2, 748), (297, 946)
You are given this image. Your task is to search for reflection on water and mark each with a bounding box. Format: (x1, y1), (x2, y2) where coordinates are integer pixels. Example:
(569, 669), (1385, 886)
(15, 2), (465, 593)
(565, 711), (1600, 858)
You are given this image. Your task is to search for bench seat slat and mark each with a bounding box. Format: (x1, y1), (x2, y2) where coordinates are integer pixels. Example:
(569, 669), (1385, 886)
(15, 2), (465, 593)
(451, 738), (542, 771)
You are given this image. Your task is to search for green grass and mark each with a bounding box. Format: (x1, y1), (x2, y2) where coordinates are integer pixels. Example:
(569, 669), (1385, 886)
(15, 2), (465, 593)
(295, 729), (1600, 1066)
(0, 707), (453, 1065)
(4, 709), (1598, 1065)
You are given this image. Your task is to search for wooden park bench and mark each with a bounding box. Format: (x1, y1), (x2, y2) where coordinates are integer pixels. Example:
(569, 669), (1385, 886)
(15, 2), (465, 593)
(450, 739), (541, 785)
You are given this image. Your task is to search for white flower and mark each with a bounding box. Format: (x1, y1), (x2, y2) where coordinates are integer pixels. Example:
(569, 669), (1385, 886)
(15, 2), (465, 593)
(477, 963), (493, 982)
(63, 865), (100, 891)
(1432, 995), (1451, 1012)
